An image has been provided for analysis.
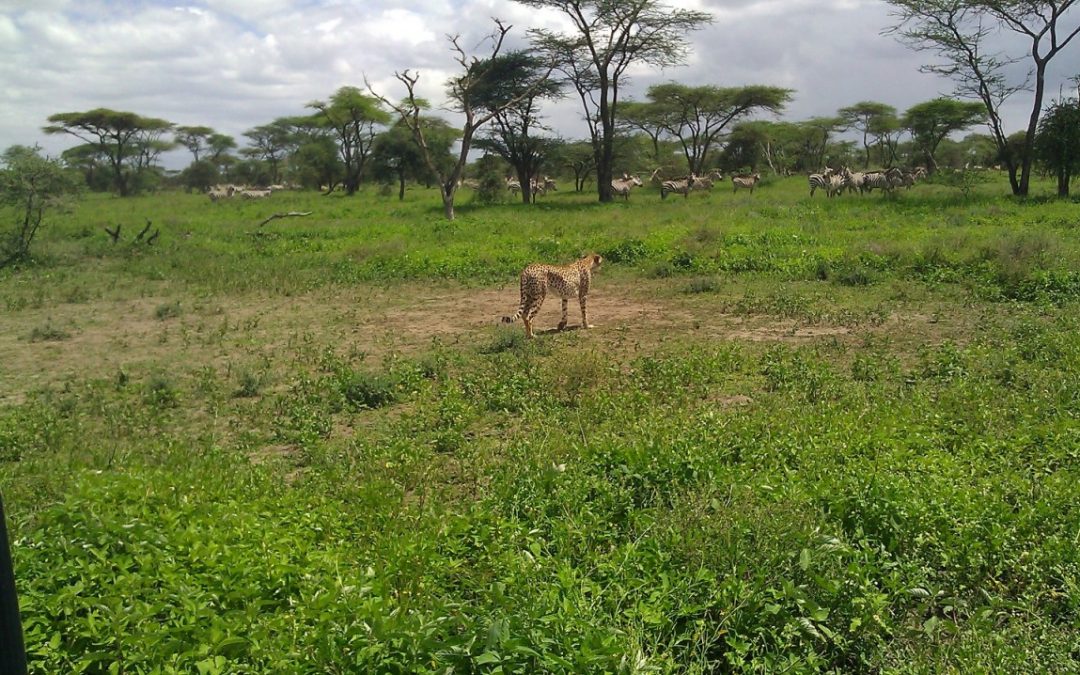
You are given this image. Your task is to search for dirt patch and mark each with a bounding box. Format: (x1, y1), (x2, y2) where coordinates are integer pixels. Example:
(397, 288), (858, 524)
(0, 279), (899, 402)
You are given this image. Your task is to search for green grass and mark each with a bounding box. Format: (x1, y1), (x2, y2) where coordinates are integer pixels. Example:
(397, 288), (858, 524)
(2, 175), (1080, 672)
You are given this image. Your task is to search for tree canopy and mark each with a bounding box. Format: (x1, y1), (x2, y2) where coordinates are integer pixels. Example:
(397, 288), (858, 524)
(904, 98), (986, 172)
(521, 0), (711, 201)
(43, 108), (172, 196)
(644, 83), (792, 174)
(1034, 98), (1080, 196)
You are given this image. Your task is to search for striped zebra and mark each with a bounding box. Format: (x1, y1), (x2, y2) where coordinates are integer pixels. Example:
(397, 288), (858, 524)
(808, 168), (840, 198)
(661, 176), (693, 200)
(690, 173), (714, 191)
(862, 168), (903, 194)
(611, 173), (644, 201)
(505, 176), (521, 195)
(731, 173), (761, 194)
(841, 167), (867, 195)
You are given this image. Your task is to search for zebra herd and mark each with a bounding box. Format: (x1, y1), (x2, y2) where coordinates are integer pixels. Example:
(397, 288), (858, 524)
(206, 183), (288, 201)
(505, 175), (558, 201)
(808, 166), (927, 198)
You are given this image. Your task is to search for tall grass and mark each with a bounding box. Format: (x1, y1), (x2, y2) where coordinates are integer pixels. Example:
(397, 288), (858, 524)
(3, 174), (1080, 671)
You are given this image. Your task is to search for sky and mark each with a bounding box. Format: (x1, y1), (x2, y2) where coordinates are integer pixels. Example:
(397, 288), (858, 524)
(2, 0), (1078, 169)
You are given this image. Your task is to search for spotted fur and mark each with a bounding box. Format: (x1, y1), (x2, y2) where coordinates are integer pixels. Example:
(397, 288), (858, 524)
(502, 254), (602, 338)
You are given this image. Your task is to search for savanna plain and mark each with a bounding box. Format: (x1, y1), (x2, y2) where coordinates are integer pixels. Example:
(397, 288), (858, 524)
(2, 176), (1080, 673)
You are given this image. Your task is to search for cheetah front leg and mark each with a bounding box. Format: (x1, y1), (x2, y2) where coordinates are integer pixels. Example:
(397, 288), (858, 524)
(558, 298), (569, 331)
(579, 295), (594, 329)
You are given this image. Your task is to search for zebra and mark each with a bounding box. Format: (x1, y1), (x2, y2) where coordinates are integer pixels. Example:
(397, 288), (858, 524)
(731, 173), (761, 194)
(841, 167), (867, 195)
(505, 176), (521, 195)
(611, 173), (644, 201)
(661, 176), (693, 200)
(862, 168), (904, 194)
(690, 173), (714, 191)
(808, 168), (840, 198)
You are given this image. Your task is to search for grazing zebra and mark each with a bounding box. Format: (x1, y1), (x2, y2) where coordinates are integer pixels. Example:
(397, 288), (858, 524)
(207, 184), (235, 201)
(542, 175), (557, 192)
(506, 176), (521, 195)
(862, 168), (904, 194)
(611, 173), (644, 201)
(897, 167), (926, 189)
(690, 173), (714, 191)
(708, 169), (723, 182)
(661, 176), (693, 200)
(731, 173), (761, 194)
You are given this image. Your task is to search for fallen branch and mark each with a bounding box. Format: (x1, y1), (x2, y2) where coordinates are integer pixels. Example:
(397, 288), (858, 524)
(257, 211), (313, 228)
(104, 224), (121, 243)
(134, 219), (153, 242)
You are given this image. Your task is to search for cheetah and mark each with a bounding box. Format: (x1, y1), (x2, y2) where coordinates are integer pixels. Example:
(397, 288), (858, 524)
(501, 254), (602, 338)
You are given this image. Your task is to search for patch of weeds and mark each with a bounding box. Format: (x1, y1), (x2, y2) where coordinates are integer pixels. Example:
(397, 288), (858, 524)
(29, 322), (72, 342)
(480, 326), (531, 354)
(817, 258), (879, 286)
(155, 301), (183, 320)
(340, 371), (397, 410)
(234, 369), (264, 398)
(760, 345), (837, 402)
(649, 262), (675, 279)
(64, 286), (92, 304)
(684, 276), (722, 294)
(144, 374), (180, 408)
(601, 238), (652, 264)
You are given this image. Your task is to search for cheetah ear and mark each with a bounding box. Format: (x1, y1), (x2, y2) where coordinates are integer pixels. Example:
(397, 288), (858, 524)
(594, 254), (603, 265)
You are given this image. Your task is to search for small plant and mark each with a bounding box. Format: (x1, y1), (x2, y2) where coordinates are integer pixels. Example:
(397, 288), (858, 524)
(340, 371), (397, 409)
(234, 370), (264, 398)
(29, 321), (71, 342)
(480, 326), (528, 354)
(155, 301), (182, 320)
(684, 276), (722, 294)
(144, 374), (179, 407)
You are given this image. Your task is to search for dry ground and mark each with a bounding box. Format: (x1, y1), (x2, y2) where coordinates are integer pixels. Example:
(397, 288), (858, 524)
(0, 278), (970, 404)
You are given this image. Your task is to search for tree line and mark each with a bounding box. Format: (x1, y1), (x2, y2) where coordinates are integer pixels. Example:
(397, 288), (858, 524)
(17, 0), (1080, 220)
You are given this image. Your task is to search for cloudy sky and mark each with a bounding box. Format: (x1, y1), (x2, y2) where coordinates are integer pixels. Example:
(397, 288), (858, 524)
(2, 0), (1078, 168)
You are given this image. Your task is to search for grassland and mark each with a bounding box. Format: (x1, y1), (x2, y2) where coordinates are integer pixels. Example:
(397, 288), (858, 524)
(2, 175), (1079, 672)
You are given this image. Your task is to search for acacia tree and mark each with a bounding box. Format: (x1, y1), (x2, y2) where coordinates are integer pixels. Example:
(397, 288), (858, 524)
(242, 120), (296, 184)
(371, 119), (458, 200)
(473, 51), (564, 203)
(175, 125), (215, 163)
(616, 101), (669, 167)
(519, 0), (711, 202)
(839, 101), (901, 168)
(554, 140), (597, 191)
(904, 98), (986, 172)
(796, 117), (847, 170)
(645, 83), (791, 175)
(43, 109), (172, 196)
(368, 20), (553, 220)
(307, 87), (391, 195)
(1034, 98), (1080, 196)
(886, 0), (1080, 195)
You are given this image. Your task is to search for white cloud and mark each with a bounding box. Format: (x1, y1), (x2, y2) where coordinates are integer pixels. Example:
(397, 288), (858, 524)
(1, 0), (1074, 168)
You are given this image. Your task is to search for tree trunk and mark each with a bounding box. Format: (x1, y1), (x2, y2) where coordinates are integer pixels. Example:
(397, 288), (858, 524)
(1018, 63), (1047, 197)
(441, 183), (456, 221)
(397, 170), (406, 201)
(1058, 168), (1070, 198)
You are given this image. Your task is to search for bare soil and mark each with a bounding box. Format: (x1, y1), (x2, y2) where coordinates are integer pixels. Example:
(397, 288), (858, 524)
(0, 279), (967, 403)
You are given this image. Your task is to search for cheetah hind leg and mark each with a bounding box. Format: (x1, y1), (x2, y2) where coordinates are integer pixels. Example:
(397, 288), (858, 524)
(557, 298), (568, 331)
(524, 294), (545, 339)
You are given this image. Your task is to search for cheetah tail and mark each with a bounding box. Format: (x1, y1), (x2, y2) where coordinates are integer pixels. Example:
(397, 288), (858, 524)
(501, 309), (522, 324)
